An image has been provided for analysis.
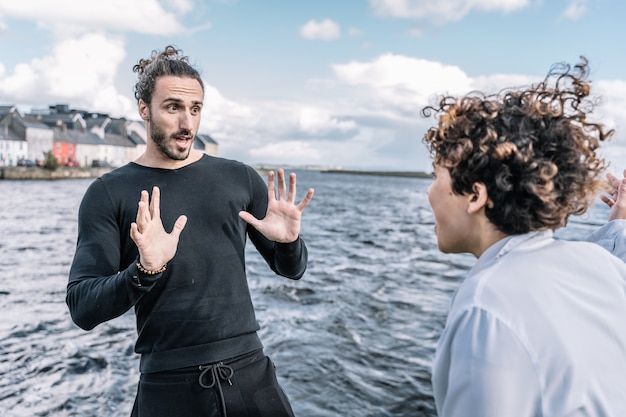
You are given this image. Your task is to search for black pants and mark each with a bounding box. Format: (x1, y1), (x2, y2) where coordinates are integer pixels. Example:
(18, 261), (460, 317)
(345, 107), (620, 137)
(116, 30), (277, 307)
(131, 350), (295, 417)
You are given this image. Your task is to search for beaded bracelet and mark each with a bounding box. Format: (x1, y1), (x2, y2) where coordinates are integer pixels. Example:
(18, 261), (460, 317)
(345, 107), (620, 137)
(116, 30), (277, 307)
(136, 262), (167, 275)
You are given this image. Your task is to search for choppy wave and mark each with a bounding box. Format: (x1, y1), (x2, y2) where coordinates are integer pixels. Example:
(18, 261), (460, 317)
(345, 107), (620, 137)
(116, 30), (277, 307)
(0, 171), (610, 416)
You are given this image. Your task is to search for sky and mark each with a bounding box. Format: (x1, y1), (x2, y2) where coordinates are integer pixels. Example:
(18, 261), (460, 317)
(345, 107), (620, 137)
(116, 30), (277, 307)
(0, 0), (625, 172)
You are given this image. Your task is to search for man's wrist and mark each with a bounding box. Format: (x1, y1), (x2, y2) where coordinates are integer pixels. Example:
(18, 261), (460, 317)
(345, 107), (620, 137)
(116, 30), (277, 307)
(130, 259), (166, 289)
(136, 261), (167, 275)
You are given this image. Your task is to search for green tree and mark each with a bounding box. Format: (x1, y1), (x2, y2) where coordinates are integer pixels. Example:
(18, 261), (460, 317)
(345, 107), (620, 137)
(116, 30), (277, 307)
(43, 151), (60, 171)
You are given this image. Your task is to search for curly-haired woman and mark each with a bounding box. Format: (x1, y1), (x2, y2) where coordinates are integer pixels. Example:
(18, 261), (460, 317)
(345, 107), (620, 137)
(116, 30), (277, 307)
(423, 58), (626, 417)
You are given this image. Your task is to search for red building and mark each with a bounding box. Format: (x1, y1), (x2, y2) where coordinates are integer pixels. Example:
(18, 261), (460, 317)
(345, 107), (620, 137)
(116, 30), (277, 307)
(53, 140), (78, 166)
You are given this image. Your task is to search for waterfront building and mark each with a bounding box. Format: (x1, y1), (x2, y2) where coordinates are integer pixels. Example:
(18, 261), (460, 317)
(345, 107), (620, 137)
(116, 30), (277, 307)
(0, 103), (218, 167)
(0, 105), (54, 166)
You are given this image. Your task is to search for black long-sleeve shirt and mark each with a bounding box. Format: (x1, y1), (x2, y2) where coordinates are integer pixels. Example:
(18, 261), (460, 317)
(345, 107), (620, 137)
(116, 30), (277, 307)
(66, 155), (307, 373)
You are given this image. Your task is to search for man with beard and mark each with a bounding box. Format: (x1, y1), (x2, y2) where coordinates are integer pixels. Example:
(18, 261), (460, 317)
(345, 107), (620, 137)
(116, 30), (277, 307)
(66, 45), (314, 417)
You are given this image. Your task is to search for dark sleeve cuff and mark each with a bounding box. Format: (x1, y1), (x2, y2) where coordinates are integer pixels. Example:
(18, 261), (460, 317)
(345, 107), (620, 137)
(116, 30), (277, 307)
(274, 237), (308, 279)
(275, 237), (303, 255)
(128, 259), (163, 291)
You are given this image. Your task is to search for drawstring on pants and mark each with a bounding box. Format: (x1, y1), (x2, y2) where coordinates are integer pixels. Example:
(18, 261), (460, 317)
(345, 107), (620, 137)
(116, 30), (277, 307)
(199, 362), (234, 417)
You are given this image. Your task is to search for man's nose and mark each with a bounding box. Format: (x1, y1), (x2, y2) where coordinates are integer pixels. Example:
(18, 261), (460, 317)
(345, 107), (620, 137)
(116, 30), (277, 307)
(179, 110), (194, 130)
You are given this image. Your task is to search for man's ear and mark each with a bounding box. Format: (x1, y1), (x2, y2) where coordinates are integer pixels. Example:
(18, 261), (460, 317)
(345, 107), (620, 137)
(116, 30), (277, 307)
(467, 182), (490, 214)
(138, 100), (149, 121)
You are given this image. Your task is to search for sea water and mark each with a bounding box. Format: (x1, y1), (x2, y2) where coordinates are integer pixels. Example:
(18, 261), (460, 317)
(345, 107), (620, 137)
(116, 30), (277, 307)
(0, 170), (610, 416)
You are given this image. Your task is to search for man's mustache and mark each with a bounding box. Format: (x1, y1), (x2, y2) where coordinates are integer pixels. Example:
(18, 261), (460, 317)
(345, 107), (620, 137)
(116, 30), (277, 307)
(172, 129), (193, 138)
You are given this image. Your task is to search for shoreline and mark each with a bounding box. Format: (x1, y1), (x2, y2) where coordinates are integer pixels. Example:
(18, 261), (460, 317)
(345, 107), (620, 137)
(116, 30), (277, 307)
(1, 166), (431, 180)
(321, 169), (431, 179)
(0, 166), (112, 180)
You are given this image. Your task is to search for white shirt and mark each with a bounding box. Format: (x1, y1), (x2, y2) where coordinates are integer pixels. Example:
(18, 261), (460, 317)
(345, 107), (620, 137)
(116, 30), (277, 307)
(432, 225), (626, 417)
(588, 219), (626, 260)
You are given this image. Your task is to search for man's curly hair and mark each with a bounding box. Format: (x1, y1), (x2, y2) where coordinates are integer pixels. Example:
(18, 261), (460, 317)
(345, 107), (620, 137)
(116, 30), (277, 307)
(422, 57), (613, 235)
(133, 45), (204, 105)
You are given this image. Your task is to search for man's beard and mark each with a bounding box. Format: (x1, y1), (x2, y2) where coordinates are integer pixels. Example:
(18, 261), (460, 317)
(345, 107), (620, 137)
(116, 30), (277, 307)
(151, 121), (194, 161)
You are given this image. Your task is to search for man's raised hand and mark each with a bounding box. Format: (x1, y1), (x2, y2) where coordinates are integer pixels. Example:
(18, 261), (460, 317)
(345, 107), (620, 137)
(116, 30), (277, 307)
(239, 169), (314, 243)
(130, 186), (187, 270)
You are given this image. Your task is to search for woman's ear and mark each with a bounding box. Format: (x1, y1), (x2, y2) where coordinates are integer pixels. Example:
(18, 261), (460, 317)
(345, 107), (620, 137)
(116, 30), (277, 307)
(467, 182), (490, 214)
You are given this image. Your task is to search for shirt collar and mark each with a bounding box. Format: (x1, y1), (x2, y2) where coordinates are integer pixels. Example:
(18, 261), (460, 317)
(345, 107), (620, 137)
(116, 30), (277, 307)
(473, 229), (554, 272)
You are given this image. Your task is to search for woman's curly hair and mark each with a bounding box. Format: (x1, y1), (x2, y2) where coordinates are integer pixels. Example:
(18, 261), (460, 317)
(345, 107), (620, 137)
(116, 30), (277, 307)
(132, 45), (204, 105)
(422, 57), (613, 235)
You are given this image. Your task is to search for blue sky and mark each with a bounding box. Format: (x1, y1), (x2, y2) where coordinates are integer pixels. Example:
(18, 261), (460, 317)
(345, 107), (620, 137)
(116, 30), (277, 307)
(1, 0), (625, 172)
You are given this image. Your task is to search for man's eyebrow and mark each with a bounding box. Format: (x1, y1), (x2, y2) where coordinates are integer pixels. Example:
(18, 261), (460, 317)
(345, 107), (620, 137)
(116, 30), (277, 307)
(161, 98), (203, 106)
(161, 97), (182, 104)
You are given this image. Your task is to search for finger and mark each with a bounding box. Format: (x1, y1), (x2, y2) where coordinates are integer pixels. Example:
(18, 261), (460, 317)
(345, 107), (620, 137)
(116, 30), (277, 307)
(616, 186), (626, 208)
(239, 211), (261, 228)
(150, 186), (161, 220)
(296, 188), (315, 211)
(277, 168), (287, 200)
(171, 215), (188, 238)
(606, 172), (621, 190)
(130, 222), (141, 243)
(618, 175), (626, 195)
(267, 170), (276, 201)
(599, 194), (614, 207)
(287, 172), (297, 204)
(136, 191), (150, 230)
(140, 189), (149, 209)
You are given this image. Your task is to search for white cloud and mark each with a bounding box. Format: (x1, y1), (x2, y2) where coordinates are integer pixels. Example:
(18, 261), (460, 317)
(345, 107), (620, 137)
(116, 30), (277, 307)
(348, 27), (363, 37)
(594, 79), (626, 171)
(243, 130), (423, 171)
(209, 55), (471, 169)
(471, 73), (537, 94)
(164, 0), (195, 14)
(200, 80), (358, 144)
(199, 83), (259, 138)
(205, 55), (455, 168)
(561, 0), (587, 20)
(407, 27), (424, 37)
(0, 33), (133, 116)
(370, 0), (530, 23)
(333, 54), (471, 93)
(332, 53), (473, 115)
(299, 19), (341, 40)
(595, 79), (626, 131)
(298, 107), (357, 135)
(1, 27), (620, 172)
(248, 141), (322, 164)
(0, 0), (187, 35)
